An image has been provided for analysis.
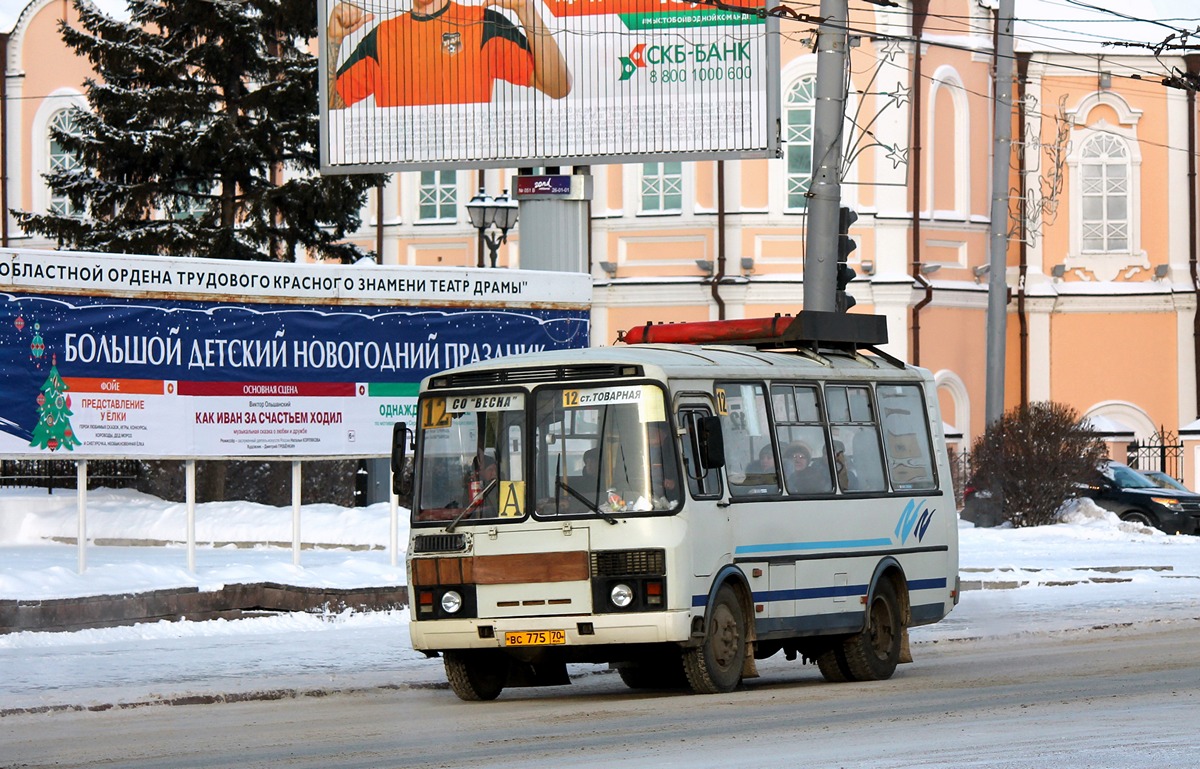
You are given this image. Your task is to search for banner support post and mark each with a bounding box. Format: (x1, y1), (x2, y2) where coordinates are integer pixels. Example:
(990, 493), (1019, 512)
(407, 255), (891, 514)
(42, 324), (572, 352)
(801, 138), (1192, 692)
(292, 460), (302, 565)
(76, 460), (87, 573)
(186, 459), (196, 573)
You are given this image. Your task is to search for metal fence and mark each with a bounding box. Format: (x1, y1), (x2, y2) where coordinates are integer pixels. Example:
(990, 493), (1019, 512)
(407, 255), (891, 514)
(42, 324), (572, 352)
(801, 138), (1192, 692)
(948, 450), (971, 510)
(0, 459), (142, 493)
(1126, 429), (1183, 480)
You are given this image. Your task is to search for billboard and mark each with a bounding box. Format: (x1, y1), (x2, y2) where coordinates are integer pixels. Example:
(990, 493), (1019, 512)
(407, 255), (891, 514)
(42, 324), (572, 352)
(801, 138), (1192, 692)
(319, 0), (779, 172)
(0, 250), (590, 459)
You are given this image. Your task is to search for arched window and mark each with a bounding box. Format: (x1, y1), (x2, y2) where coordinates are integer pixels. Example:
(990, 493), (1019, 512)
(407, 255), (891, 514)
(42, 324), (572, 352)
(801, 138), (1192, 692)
(784, 75), (815, 211)
(1079, 133), (1129, 253)
(47, 109), (83, 217)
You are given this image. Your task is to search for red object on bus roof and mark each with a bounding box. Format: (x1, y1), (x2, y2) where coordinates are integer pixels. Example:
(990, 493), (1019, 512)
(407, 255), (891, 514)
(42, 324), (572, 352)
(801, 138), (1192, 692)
(620, 316), (794, 345)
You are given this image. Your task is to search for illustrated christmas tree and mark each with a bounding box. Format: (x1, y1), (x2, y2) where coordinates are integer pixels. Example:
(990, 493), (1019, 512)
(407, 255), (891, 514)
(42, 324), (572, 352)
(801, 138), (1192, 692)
(30, 354), (82, 452)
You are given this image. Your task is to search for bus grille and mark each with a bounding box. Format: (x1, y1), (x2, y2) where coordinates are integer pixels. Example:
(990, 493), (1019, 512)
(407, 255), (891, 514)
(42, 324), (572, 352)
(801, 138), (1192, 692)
(412, 533), (468, 554)
(431, 364), (642, 389)
(591, 549), (666, 577)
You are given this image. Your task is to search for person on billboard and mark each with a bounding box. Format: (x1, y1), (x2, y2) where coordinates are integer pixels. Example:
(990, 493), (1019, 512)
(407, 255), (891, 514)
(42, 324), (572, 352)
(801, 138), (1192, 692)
(326, 0), (572, 109)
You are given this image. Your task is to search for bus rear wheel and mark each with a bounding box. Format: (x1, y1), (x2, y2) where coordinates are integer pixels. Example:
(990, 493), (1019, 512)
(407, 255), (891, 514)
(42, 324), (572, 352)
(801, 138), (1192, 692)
(683, 585), (745, 694)
(444, 650), (508, 701)
(841, 579), (902, 681)
(815, 646), (852, 683)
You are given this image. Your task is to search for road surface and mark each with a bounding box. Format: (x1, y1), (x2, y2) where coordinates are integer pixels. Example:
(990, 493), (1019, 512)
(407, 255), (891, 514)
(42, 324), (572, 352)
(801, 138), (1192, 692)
(2, 622), (1197, 769)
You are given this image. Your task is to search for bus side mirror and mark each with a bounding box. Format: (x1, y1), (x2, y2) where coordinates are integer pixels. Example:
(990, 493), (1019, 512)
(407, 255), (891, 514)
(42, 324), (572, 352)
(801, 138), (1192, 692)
(391, 422), (412, 496)
(698, 415), (725, 469)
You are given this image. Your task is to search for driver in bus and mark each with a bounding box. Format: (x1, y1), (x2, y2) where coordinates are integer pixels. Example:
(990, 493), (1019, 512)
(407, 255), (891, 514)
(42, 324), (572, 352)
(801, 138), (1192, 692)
(468, 454), (499, 513)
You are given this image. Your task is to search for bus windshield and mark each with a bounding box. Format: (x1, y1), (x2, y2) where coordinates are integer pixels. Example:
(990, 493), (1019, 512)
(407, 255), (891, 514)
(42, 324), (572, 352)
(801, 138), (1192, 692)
(414, 392), (526, 523)
(533, 384), (682, 517)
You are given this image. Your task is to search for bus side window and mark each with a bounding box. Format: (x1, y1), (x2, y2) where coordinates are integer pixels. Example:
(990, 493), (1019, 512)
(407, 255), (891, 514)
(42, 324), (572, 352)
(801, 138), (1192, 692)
(716, 382), (780, 496)
(878, 384), (938, 491)
(680, 409), (721, 498)
(772, 384), (834, 496)
(827, 385), (887, 492)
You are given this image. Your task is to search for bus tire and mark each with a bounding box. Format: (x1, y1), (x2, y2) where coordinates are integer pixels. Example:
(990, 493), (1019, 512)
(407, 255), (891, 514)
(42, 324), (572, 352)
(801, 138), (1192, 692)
(444, 650), (508, 701)
(683, 584), (746, 694)
(841, 579), (902, 681)
(815, 646), (852, 683)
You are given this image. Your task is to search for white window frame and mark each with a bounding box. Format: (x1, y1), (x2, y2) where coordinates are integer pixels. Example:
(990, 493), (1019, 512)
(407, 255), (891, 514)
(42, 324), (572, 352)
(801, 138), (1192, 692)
(31, 90), (88, 218)
(639, 161), (684, 215)
(782, 73), (816, 213)
(1078, 133), (1130, 253)
(1064, 92), (1146, 281)
(417, 169), (458, 223)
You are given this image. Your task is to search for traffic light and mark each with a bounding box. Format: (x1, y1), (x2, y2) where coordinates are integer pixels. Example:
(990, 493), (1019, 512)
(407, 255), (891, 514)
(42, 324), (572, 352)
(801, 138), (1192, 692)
(836, 206), (858, 312)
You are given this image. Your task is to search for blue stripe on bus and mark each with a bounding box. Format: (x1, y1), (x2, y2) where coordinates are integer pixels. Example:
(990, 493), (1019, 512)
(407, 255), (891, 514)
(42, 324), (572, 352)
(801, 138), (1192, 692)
(690, 576), (948, 607)
(733, 538), (893, 555)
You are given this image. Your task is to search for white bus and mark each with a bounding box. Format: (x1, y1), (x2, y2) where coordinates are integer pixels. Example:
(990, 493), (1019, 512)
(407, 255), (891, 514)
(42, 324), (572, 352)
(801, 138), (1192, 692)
(396, 319), (959, 700)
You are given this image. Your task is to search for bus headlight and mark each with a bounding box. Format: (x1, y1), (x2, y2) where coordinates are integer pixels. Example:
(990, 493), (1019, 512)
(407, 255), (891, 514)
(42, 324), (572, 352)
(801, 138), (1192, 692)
(610, 583), (634, 608)
(441, 590), (463, 614)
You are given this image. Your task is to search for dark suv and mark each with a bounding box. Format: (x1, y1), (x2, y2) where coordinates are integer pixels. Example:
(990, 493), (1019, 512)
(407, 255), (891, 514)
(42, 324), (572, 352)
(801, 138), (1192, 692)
(1083, 461), (1200, 536)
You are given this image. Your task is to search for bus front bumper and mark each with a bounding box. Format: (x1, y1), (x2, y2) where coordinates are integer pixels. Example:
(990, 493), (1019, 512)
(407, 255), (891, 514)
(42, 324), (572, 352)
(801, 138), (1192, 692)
(410, 610), (696, 653)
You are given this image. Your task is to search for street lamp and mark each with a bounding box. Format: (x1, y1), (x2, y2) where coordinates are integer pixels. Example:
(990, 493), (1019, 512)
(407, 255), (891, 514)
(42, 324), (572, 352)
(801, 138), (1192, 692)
(466, 189), (519, 268)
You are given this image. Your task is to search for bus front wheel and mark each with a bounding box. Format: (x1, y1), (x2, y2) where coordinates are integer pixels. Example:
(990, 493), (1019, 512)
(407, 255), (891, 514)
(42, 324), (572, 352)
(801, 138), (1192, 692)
(683, 584), (746, 694)
(841, 579), (902, 681)
(444, 650), (508, 701)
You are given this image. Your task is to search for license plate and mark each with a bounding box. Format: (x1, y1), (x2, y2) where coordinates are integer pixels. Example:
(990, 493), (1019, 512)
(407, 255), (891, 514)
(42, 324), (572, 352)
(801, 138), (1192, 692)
(504, 629), (566, 647)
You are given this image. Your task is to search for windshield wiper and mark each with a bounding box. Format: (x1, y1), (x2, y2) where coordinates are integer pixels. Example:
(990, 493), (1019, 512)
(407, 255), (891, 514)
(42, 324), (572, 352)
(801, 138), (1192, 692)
(556, 479), (618, 525)
(446, 479), (498, 533)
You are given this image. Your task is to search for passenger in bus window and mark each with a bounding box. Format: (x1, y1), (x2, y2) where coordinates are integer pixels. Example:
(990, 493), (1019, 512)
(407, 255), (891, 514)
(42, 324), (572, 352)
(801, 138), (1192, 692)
(832, 440), (855, 489)
(743, 444), (778, 484)
(784, 444), (832, 494)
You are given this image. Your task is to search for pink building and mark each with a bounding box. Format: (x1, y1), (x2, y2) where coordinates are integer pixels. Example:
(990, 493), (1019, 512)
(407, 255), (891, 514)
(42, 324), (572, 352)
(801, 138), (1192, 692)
(3, 0), (1197, 481)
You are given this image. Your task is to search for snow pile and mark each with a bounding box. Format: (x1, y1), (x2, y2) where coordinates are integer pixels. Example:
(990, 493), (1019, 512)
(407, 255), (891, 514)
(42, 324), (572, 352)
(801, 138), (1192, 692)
(1057, 496), (1163, 537)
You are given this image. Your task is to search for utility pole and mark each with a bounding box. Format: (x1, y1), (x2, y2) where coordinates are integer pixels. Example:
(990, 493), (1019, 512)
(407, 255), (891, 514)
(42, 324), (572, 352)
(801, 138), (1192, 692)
(803, 0), (850, 314)
(985, 0), (1015, 425)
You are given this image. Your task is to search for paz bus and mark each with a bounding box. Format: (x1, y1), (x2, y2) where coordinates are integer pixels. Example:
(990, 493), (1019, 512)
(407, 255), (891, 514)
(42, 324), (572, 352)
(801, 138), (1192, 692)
(394, 314), (959, 700)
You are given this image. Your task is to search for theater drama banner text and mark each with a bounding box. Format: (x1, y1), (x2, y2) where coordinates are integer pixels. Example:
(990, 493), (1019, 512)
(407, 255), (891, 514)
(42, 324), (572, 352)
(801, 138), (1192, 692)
(0, 250), (589, 458)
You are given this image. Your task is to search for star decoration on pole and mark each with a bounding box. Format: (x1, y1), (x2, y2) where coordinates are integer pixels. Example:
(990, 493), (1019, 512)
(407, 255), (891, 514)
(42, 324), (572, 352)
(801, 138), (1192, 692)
(878, 36), (906, 63)
(885, 144), (909, 169)
(887, 82), (911, 109)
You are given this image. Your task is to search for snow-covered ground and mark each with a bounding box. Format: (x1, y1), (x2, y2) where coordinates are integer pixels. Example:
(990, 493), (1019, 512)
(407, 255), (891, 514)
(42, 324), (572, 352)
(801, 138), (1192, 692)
(1, 487), (1199, 712)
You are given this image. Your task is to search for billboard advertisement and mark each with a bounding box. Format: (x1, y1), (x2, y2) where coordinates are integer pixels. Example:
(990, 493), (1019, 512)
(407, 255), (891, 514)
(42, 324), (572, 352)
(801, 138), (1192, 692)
(319, 0), (779, 172)
(0, 250), (590, 459)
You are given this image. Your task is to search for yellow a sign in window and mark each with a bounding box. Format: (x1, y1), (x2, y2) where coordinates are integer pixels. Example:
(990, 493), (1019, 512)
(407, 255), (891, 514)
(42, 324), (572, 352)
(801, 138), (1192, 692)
(498, 480), (526, 517)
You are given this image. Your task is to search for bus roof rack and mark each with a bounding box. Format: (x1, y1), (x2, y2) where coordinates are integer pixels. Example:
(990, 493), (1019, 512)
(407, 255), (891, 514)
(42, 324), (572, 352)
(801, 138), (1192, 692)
(619, 310), (888, 352)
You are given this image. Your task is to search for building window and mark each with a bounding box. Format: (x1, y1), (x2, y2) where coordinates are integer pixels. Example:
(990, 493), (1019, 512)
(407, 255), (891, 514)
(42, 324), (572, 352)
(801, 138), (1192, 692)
(1079, 133), (1129, 253)
(168, 182), (211, 221)
(784, 75), (815, 211)
(418, 170), (457, 221)
(48, 109), (83, 217)
(641, 162), (682, 213)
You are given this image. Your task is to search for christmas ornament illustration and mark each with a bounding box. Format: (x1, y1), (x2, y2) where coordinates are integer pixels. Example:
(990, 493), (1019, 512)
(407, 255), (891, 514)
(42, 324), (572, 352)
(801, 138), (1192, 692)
(30, 322), (45, 361)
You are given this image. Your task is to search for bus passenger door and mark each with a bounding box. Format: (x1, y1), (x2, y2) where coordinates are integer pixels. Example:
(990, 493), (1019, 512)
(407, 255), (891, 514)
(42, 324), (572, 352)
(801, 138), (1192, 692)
(678, 403), (729, 578)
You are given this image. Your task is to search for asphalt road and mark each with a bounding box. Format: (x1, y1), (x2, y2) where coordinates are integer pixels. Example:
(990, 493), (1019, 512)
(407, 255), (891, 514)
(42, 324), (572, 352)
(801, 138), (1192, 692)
(2, 621), (1197, 769)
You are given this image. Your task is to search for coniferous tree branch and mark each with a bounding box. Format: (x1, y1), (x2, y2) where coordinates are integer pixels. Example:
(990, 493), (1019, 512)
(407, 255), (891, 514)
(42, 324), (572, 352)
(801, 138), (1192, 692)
(16, 0), (384, 262)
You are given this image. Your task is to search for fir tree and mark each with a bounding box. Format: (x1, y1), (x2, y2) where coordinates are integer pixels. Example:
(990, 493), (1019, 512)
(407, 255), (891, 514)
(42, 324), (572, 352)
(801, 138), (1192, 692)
(30, 355), (83, 452)
(17, 0), (383, 263)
